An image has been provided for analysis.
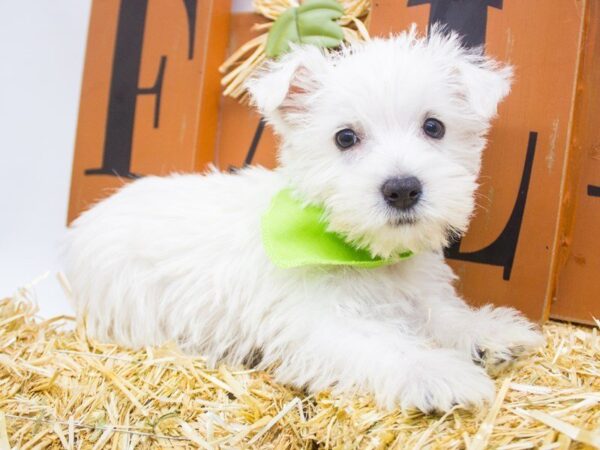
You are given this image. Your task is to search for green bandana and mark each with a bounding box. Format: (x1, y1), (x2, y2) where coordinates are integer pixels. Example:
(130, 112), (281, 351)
(261, 189), (413, 269)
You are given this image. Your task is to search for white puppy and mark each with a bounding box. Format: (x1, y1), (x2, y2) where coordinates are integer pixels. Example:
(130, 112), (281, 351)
(65, 28), (543, 413)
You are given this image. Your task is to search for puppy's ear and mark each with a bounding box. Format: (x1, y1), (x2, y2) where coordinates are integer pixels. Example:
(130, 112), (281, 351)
(457, 55), (513, 120)
(246, 45), (328, 126)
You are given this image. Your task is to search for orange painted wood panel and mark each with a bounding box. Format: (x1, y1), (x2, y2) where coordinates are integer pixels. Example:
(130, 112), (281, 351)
(216, 2), (588, 322)
(214, 13), (278, 171)
(551, 0), (600, 324)
(68, 0), (230, 222)
(369, 0), (586, 322)
(69, 1), (600, 324)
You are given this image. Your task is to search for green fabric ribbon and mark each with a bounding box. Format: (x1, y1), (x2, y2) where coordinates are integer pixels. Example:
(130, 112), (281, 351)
(261, 189), (413, 269)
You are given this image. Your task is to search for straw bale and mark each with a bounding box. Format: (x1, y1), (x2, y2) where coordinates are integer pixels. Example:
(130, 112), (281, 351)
(1, 287), (599, 449)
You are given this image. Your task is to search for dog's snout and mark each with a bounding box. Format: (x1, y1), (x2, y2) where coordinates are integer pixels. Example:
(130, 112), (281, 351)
(381, 176), (422, 210)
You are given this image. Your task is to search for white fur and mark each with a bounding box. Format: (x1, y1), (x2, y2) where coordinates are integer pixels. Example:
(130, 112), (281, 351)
(65, 29), (543, 413)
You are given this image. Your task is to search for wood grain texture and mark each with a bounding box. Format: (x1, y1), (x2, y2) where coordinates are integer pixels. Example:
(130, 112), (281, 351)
(551, 0), (600, 324)
(68, 0), (231, 222)
(370, 0), (586, 322)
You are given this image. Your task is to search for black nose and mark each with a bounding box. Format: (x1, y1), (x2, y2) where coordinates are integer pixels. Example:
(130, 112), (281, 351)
(381, 176), (422, 210)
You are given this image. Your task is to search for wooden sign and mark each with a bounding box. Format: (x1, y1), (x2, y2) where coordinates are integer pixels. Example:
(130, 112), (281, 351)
(70, 1), (600, 324)
(365, 0), (590, 322)
(67, 0), (230, 222)
(215, 1), (592, 322)
(214, 13), (278, 171)
(550, 0), (600, 324)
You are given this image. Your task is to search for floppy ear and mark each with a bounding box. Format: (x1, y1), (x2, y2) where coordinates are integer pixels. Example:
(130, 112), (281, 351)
(457, 55), (513, 119)
(245, 45), (329, 128)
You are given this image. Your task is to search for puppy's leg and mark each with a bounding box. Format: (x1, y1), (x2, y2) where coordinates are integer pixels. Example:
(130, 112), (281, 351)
(261, 310), (495, 413)
(418, 294), (544, 375)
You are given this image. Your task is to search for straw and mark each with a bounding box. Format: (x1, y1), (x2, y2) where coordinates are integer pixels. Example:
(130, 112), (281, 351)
(1, 288), (599, 448)
(219, 0), (371, 101)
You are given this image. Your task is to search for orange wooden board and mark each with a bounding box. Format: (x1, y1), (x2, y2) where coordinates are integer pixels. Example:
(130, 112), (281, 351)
(215, 3), (587, 322)
(214, 13), (278, 171)
(551, 0), (600, 324)
(68, 0), (230, 222)
(69, 1), (599, 324)
(368, 0), (586, 322)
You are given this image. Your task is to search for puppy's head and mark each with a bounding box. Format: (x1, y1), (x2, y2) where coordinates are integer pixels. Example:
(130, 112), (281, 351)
(247, 27), (512, 257)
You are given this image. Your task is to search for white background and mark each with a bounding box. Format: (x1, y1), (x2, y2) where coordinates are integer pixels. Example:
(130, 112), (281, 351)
(0, 0), (254, 317)
(0, 0), (92, 317)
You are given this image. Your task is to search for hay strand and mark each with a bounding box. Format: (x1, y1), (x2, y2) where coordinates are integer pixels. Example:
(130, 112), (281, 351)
(470, 377), (512, 450)
(0, 413), (10, 450)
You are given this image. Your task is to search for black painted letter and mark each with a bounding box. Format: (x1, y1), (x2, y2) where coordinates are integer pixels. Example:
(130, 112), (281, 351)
(86, 0), (198, 178)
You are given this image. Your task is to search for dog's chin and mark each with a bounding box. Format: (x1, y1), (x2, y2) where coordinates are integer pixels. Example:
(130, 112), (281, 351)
(328, 209), (460, 256)
(372, 218), (461, 256)
(387, 210), (419, 227)
(388, 215), (418, 227)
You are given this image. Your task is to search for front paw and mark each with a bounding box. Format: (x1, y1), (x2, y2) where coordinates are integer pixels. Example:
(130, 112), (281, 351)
(399, 349), (495, 414)
(470, 306), (544, 375)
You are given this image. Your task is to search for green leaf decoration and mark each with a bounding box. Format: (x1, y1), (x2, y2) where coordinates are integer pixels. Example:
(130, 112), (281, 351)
(266, 0), (345, 58)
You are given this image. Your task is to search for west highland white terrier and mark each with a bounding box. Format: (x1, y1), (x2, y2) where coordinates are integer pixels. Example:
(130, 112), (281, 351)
(65, 28), (543, 413)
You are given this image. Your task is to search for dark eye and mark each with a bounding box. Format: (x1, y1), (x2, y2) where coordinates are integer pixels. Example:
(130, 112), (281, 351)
(335, 128), (359, 150)
(423, 118), (445, 139)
